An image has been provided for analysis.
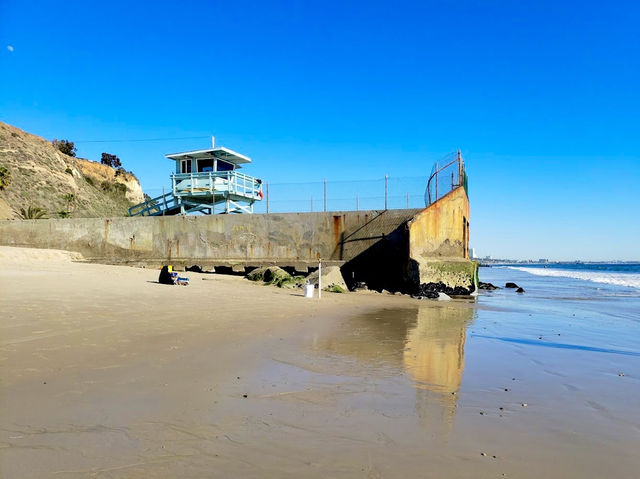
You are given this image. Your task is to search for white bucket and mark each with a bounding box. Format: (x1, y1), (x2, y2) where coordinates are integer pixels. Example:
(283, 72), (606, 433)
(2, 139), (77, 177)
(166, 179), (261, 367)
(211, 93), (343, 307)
(304, 283), (314, 298)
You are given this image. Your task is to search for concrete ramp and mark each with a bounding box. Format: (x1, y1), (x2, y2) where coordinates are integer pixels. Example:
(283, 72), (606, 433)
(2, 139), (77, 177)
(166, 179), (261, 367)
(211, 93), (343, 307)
(332, 209), (421, 261)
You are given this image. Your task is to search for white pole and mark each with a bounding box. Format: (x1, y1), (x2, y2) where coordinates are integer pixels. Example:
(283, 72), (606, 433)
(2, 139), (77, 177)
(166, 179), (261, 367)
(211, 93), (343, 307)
(318, 259), (322, 299)
(323, 179), (327, 212)
(384, 175), (388, 210)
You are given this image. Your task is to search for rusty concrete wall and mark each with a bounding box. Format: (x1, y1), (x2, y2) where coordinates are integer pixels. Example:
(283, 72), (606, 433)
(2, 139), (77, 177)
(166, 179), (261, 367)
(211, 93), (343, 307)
(406, 186), (475, 288)
(0, 209), (420, 270)
(408, 186), (470, 260)
(0, 201), (476, 291)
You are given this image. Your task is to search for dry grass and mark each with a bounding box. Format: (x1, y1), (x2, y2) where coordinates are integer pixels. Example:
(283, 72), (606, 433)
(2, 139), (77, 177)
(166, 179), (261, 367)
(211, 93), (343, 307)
(0, 122), (145, 219)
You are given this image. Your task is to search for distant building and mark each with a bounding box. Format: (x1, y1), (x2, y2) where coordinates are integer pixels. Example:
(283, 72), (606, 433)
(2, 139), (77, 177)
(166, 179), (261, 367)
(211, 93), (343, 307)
(470, 248), (476, 259)
(538, 258), (549, 263)
(484, 255), (492, 260)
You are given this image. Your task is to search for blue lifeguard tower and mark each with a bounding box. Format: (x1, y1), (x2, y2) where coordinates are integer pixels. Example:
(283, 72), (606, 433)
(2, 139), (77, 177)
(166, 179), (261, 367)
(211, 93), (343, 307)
(129, 138), (263, 216)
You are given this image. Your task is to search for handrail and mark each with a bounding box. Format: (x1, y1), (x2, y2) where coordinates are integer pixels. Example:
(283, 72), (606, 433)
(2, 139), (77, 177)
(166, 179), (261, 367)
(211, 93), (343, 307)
(128, 191), (177, 216)
(170, 170), (262, 199)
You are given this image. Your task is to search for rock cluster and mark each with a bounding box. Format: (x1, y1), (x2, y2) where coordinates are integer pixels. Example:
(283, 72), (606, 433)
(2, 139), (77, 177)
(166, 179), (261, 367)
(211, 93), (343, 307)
(350, 281), (368, 291)
(246, 266), (305, 288)
(414, 282), (473, 299)
(306, 266), (348, 293)
(246, 265), (346, 292)
(505, 282), (525, 293)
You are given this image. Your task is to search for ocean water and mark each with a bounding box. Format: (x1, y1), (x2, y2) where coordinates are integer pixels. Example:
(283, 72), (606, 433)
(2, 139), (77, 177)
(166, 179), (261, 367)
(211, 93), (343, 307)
(476, 263), (640, 355)
(503, 262), (640, 290)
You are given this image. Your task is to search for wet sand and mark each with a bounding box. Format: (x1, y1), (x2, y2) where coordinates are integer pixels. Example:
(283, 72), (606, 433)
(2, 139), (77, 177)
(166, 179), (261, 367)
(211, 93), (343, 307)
(1, 247), (638, 478)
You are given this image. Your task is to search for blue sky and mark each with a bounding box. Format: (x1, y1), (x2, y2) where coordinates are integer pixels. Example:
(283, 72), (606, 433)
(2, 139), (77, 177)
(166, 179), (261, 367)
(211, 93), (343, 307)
(1, 1), (638, 260)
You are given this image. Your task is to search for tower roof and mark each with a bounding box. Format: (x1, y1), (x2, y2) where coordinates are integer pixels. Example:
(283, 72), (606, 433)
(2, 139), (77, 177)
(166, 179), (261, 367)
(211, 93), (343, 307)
(165, 147), (251, 166)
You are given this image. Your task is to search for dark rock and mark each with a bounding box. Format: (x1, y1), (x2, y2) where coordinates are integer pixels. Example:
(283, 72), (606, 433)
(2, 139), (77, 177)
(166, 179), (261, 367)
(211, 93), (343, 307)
(350, 281), (369, 292)
(416, 282), (473, 297)
(186, 265), (203, 273)
(505, 282), (519, 288)
(479, 281), (499, 290)
(516, 287), (525, 293)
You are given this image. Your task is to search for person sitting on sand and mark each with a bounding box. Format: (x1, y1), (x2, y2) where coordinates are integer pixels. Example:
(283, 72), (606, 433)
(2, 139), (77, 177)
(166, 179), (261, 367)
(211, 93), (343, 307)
(158, 265), (175, 285)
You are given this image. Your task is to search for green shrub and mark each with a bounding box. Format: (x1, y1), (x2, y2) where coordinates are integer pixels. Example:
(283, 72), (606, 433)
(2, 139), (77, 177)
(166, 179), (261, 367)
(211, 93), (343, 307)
(20, 206), (48, 219)
(101, 152), (121, 168)
(101, 181), (127, 195)
(65, 167), (73, 175)
(52, 139), (76, 157)
(62, 193), (76, 213)
(85, 176), (94, 186)
(0, 166), (11, 190)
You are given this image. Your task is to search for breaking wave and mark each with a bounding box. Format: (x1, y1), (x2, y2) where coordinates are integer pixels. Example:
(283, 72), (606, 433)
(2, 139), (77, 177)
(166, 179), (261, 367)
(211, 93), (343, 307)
(507, 267), (640, 290)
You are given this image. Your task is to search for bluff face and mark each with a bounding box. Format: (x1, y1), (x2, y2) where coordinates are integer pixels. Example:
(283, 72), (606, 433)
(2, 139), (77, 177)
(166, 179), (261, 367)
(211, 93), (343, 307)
(0, 122), (144, 219)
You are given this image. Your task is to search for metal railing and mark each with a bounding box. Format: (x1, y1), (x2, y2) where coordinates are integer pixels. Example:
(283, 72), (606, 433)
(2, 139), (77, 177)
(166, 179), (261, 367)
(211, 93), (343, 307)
(425, 151), (467, 205)
(128, 191), (179, 216)
(171, 171), (262, 199)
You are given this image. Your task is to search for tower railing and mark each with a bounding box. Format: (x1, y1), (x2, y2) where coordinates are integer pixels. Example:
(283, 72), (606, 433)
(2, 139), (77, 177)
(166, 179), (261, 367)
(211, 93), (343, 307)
(171, 171), (262, 200)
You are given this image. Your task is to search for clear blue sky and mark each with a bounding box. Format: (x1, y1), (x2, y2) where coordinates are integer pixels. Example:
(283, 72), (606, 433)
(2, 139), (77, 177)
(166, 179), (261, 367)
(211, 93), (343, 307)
(1, 1), (638, 261)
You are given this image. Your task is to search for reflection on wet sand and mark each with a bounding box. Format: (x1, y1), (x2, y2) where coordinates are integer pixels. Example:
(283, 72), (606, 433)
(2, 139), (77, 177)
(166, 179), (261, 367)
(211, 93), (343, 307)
(404, 305), (473, 431)
(315, 303), (474, 428)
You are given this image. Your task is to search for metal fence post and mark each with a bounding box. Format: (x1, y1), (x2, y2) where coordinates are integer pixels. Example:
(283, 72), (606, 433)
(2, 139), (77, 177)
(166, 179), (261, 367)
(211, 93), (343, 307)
(435, 162), (438, 202)
(323, 178), (327, 212)
(162, 186), (166, 216)
(384, 175), (388, 210)
(266, 181), (270, 214)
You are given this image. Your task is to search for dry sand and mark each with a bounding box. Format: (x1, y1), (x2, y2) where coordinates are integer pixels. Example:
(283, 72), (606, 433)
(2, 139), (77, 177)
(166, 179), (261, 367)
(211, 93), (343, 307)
(0, 247), (638, 478)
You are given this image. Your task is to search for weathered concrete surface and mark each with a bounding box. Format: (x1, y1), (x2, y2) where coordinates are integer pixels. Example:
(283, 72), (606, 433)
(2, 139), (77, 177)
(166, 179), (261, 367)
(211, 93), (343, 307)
(408, 186), (470, 259)
(0, 210), (419, 271)
(0, 193), (476, 292)
(407, 186), (476, 288)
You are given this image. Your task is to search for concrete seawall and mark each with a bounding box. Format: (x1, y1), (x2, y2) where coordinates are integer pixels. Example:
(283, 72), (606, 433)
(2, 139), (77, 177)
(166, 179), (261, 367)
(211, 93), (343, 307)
(0, 187), (476, 292)
(0, 209), (419, 269)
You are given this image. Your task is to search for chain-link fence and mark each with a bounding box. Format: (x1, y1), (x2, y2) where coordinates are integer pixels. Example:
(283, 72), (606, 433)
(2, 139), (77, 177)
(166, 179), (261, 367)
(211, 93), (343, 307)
(139, 150), (467, 214)
(426, 152), (466, 205)
(142, 174), (433, 213)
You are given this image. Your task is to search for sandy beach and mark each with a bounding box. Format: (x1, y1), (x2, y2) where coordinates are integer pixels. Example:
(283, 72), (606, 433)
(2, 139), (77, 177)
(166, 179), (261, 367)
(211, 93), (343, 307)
(1, 247), (638, 478)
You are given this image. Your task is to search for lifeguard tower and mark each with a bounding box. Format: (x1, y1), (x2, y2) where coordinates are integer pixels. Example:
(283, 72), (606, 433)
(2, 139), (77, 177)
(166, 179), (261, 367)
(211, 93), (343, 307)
(128, 139), (263, 216)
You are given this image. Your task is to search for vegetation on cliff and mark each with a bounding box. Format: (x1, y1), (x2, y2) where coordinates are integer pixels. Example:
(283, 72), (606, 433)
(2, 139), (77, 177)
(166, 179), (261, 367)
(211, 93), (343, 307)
(0, 122), (145, 219)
